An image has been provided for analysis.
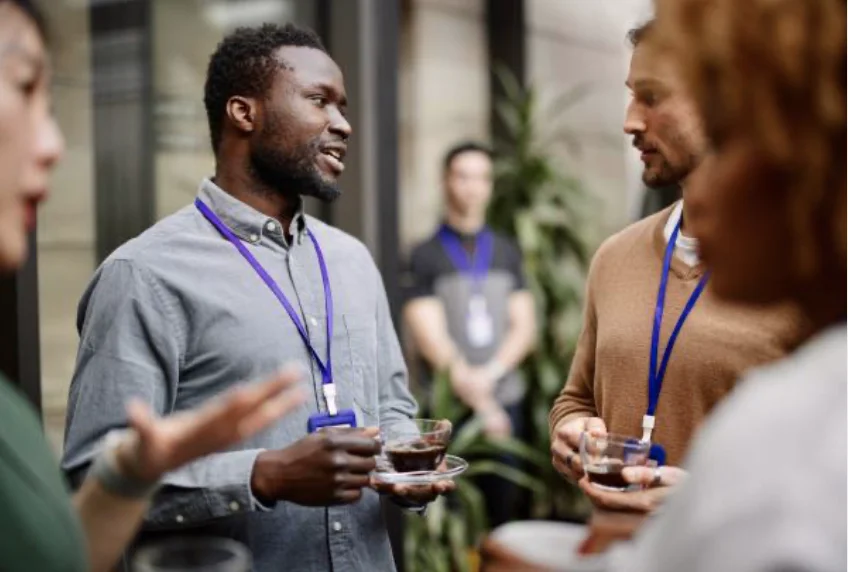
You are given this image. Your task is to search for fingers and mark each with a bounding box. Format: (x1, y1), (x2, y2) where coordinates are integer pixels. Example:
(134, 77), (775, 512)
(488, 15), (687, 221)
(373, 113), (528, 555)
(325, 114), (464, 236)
(435, 419), (453, 433)
(578, 477), (617, 510)
(334, 471), (372, 490)
(551, 438), (583, 480)
(125, 399), (154, 437)
(434, 480), (455, 495)
(333, 451), (377, 475)
(558, 418), (587, 449)
(578, 476), (663, 513)
(622, 465), (687, 488)
(584, 417), (607, 436)
(235, 385), (306, 438)
(327, 434), (382, 457)
(359, 427), (380, 439)
(333, 488), (365, 504)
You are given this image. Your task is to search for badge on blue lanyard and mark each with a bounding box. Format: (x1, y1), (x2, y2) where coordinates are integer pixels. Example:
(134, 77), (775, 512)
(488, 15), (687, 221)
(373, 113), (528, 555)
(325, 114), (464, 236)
(438, 225), (495, 348)
(195, 199), (357, 432)
(642, 217), (710, 444)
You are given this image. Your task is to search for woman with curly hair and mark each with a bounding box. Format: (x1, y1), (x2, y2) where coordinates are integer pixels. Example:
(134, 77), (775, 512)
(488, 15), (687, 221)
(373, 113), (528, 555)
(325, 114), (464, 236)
(484, 0), (846, 569)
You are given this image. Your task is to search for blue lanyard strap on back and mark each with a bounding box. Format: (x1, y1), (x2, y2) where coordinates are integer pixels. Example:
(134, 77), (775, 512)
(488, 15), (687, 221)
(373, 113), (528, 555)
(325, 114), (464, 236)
(195, 199), (339, 414)
(643, 218), (710, 442)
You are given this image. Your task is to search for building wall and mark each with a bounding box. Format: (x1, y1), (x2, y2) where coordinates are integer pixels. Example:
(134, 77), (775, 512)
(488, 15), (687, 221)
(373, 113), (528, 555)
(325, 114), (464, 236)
(398, 0), (654, 253)
(39, 0), (96, 451)
(399, 0), (489, 254)
(527, 0), (652, 235)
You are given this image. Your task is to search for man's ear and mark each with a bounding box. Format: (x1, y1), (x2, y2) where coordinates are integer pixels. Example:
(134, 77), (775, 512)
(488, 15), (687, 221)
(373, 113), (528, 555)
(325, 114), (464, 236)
(226, 96), (258, 134)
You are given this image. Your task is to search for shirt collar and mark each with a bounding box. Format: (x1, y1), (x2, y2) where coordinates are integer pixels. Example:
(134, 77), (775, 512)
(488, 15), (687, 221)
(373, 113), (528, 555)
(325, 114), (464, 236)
(197, 178), (307, 246)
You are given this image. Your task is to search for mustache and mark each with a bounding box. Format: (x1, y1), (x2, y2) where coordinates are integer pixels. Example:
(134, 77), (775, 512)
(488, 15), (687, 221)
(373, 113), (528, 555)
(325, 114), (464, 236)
(632, 135), (657, 153)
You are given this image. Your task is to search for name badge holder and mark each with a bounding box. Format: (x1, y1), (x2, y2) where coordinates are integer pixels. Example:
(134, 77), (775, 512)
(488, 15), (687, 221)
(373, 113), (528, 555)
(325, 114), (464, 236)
(438, 226), (495, 349)
(642, 217), (709, 452)
(195, 199), (356, 433)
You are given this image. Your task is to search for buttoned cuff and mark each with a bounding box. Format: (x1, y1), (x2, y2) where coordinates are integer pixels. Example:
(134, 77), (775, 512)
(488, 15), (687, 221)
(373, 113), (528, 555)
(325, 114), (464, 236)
(249, 450), (276, 512)
(145, 449), (265, 528)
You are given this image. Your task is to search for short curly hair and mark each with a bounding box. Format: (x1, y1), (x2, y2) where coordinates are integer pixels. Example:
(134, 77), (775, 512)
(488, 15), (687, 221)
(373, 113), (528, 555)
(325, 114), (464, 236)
(203, 23), (326, 153)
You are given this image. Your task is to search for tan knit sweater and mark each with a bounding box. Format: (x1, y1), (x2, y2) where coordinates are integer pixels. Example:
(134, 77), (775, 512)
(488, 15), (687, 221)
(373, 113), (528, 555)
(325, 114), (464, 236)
(549, 206), (806, 466)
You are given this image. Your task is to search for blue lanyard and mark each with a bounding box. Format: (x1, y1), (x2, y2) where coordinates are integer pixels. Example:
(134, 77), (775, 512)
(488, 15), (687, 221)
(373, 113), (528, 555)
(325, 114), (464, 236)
(643, 219), (709, 442)
(195, 199), (335, 389)
(437, 225), (494, 288)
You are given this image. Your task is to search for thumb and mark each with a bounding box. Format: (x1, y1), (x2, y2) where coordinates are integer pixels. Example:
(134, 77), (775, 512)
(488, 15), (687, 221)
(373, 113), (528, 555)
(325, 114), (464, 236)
(125, 399), (155, 439)
(584, 417), (607, 436)
(360, 426), (380, 438)
(622, 465), (687, 487)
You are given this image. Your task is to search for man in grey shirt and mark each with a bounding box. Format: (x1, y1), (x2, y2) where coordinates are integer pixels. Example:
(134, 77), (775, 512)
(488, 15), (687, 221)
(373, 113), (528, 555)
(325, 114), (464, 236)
(62, 23), (449, 571)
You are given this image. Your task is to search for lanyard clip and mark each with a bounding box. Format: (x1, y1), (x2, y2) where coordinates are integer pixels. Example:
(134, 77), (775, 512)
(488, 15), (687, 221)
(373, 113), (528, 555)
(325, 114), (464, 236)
(641, 414), (655, 443)
(323, 383), (338, 416)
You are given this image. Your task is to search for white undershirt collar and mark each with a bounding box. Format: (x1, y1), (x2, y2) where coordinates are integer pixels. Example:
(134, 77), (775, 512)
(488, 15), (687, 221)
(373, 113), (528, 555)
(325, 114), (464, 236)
(662, 201), (700, 267)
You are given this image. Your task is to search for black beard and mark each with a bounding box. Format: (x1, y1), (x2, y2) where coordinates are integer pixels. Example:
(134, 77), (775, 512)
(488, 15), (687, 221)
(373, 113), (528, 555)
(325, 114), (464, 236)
(249, 137), (341, 203)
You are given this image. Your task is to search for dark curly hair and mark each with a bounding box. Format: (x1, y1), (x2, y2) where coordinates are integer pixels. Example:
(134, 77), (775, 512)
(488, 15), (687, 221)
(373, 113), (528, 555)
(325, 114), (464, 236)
(203, 23), (326, 153)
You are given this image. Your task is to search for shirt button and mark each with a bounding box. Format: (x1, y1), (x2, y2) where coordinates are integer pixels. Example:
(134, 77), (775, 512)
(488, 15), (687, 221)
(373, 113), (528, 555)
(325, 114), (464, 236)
(175, 515), (185, 523)
(229, 501), (240, 512)
(332, 521), (343, 532)
(266, 221), (276, 232)
(310, 317), (318, 327)
(249, 233), (259, 243)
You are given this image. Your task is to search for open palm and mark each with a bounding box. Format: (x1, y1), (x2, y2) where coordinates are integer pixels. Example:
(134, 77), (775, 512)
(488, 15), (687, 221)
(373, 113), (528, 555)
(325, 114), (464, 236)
(117, 367), (305, 482)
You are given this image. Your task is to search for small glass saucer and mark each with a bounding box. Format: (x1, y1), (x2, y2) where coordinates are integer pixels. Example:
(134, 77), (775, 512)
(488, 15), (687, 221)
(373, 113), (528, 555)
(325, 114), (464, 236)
(371, 454), (469, 485)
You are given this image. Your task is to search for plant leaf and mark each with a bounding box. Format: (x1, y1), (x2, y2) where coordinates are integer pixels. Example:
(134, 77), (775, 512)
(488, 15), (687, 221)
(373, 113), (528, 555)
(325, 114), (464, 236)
(464, 461), (547, 496)
(460, 436), (548, 467)
(454, 477), (489, 542)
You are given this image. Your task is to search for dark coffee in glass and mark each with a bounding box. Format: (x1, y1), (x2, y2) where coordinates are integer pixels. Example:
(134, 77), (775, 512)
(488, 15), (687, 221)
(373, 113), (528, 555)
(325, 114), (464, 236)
(386, 440), (447, 472)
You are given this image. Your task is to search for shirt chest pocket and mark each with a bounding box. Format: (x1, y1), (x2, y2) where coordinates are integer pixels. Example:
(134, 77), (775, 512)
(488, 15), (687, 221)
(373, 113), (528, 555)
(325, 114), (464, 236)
(337, 314), (379, 425)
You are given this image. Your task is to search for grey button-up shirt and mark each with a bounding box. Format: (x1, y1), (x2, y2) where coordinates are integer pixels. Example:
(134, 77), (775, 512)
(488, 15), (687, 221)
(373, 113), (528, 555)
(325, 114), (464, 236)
(61, 179), (418, 571)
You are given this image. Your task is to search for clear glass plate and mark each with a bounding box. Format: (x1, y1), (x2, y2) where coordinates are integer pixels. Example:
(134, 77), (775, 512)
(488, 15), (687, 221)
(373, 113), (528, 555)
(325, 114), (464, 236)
(371, 454), (469, 485)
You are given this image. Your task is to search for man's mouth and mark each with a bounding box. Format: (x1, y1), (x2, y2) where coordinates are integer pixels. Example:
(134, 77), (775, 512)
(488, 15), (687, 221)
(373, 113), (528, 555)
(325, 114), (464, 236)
(319, 145), (346, 175)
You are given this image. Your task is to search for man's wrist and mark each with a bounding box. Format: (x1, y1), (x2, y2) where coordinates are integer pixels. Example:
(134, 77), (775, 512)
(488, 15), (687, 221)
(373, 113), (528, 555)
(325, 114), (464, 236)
(249, 449), (276, 511)
(250, 450), (275, 505)
(91, 430), (160, 499)
(483, 359), (508, 383)
(473, 399), (502, 416)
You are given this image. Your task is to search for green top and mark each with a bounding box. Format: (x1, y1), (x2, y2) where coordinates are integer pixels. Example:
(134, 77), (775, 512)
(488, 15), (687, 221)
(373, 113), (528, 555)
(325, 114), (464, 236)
(0, 375), (87, 571)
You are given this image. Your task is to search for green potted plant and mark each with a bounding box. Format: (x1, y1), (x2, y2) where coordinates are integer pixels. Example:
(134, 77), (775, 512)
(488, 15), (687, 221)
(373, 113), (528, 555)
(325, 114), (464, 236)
(488, 65), (600, 521)
(404, 371), (546, 572)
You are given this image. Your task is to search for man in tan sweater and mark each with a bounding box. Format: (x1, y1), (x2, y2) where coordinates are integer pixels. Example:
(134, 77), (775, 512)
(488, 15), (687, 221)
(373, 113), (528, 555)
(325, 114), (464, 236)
(548, 21), (804, 507)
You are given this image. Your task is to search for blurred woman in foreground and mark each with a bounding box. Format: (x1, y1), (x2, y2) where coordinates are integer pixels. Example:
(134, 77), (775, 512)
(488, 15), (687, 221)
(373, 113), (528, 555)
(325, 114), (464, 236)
(0, 1), (306, 571)
(485, 0), (846, 569)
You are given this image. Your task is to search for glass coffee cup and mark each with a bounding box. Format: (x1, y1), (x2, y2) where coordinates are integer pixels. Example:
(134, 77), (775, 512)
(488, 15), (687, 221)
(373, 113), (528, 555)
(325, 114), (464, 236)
(379, 419), (452, 473)
(579, 432), (651, 491)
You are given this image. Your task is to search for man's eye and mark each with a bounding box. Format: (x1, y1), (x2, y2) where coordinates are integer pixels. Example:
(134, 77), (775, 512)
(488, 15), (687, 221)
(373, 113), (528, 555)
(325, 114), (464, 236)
(310, 96), (327, 107)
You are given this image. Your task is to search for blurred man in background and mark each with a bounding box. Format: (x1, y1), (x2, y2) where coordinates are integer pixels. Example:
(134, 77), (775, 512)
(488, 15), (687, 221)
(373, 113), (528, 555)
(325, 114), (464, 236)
(548, 20), (806, 513)
(403, 142), (536, 526)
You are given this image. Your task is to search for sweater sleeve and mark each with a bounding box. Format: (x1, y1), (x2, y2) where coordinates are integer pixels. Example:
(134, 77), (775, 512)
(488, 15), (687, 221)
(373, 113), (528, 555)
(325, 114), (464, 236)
(548, 255), (601, 434)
